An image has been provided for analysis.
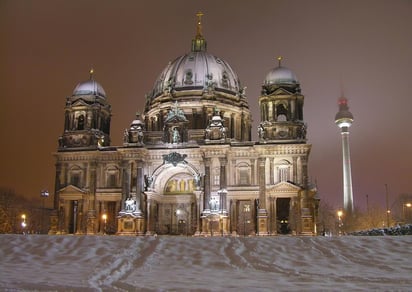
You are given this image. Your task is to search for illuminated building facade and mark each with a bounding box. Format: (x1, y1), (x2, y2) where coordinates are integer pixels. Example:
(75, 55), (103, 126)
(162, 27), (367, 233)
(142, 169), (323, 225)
(50, 13), (318, 236)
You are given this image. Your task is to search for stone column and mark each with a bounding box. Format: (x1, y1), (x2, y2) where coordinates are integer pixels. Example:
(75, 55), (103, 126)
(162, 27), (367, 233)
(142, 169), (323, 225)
(270, 158), (274, 185)
(257, 157), (268, 235)
(293, 156), (298, 183)
(194, 191), (202, 235)
(87, 161), (97, 234)
(121, 161), (131, 209)
(145, 196), (153, 235)
(258, 157), (266, 209)
(203, 157), (211, 211)
(219, 157), (227, 212)
(135, 160), (143, 214)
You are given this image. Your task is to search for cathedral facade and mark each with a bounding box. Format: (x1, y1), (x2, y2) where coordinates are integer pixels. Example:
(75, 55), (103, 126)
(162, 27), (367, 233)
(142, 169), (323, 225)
(50, 14), (318, 236)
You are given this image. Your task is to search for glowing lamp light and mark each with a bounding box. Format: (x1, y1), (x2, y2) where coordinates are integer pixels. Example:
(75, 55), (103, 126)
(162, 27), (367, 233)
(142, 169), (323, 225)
(338, 121), (352, 128)
(21, 214), (27, 229)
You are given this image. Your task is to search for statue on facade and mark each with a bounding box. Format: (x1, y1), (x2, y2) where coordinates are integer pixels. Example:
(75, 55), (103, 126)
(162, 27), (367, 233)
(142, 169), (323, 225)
(144, 175), (153, 191)
(123, 129), (129, 143)
(258, 125), (266, 139)
(125, 197), (136, 212)
(210, 197), (219, 211)
(172, 127), (180, 143)
(193, 173), (202, 190)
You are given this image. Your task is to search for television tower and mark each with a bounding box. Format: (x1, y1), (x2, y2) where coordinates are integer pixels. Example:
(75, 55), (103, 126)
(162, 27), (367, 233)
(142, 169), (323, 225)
(335, 97), (354, 213)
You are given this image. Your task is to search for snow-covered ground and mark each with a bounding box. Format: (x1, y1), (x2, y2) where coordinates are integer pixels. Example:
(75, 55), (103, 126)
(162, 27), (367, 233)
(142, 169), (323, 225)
(1, 235), (411, 291)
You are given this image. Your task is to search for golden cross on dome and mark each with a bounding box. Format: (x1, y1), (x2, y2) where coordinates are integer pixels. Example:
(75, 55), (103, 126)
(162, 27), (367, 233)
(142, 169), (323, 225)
(277, 56), (282, 67)
(196, 11), (204, 37)
(89, 68), (94, 79)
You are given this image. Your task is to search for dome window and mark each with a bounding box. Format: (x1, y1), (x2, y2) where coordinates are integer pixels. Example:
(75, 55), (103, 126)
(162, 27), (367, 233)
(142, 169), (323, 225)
(184, 70), (193, 85)
(222, 71), (229, 88)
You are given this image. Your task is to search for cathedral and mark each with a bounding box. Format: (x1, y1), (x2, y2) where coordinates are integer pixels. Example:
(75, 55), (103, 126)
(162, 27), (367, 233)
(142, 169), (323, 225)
(50, 13), (319, 236)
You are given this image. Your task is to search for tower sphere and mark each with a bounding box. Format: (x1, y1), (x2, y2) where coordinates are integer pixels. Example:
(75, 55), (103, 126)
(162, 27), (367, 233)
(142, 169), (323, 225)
(335, 97), (354, 128)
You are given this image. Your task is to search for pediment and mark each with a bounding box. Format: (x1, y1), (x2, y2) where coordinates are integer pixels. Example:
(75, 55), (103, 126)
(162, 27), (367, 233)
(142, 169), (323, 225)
(271, 88), (294, 96)
(267, 181), (301, 194)
(71, 99), (89, 107)
(58, 184), (86, 195)
(164, 115), (188, 124)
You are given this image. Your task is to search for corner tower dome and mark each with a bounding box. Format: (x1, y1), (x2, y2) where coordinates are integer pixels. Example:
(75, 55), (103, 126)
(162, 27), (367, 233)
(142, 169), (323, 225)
(73, 69), (106, 98)
(263, 57), (300, 94)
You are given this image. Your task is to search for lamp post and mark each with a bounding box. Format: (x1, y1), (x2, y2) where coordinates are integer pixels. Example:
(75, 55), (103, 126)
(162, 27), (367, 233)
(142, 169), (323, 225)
(102, 213), (107, 235)
(403, 203), (412, 223)
(337, 210), (343, 236)
(21, 214), (27, 234)
(385, 184), (390, 227)
(243, 204), (250, 237)
(40, 190), (49, 234)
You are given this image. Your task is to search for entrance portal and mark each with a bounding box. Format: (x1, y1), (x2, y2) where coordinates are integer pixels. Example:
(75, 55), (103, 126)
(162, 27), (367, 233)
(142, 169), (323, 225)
(276, 198), (291, 234)
(156, 202), (194, 235)
(237, 200), (255, 236)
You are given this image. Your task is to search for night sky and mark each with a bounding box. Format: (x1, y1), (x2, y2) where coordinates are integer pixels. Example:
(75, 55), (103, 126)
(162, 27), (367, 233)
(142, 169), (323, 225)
(1, 0), (411, 211)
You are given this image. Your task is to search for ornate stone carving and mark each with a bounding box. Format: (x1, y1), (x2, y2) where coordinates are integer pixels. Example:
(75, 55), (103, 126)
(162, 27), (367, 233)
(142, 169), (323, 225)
(162, 152), (188, 166)
(205, 108), (227, 141)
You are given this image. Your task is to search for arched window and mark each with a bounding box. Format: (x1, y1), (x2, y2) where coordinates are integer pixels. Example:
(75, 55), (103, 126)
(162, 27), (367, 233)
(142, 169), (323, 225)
(77, 114), (85, 130)
(236, 162), (250, 185)
(212, 167), (220, 186)
(105, 166), (119, 188)
(69, 166), (83, 187)
(276, 160), (291, 183)
(276, 103), (288, 121)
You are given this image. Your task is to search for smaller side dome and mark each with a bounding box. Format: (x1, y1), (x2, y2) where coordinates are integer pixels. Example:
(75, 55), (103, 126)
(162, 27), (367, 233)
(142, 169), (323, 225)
(73, 69), (106, 98)
(262, 57), (300, 95)
(265, 66), (298, 86)
(264, 57), (298, 86)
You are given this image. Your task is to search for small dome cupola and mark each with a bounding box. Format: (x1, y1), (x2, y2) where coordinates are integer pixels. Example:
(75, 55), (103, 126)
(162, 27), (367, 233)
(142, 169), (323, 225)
(263, 57), (300, 94)
(73, 69), (107, 98)
(191, 11), (207, 52)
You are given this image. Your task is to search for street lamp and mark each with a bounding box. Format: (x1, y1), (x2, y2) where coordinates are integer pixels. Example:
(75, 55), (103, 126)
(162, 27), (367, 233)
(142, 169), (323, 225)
(243, 204), (250, 237)
(102, 213), (107, 235)
(403, 203), (412, 223)
(21, 214), (27, 234)
(337, 210), (343, 235)
(40, 190), (49, 234)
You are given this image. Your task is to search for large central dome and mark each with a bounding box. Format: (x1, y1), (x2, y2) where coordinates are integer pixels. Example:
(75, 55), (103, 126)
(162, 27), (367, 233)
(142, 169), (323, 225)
(143, 12), (251, 144)
(150, 50), (242, 99)
(145, 12), (247, 111)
